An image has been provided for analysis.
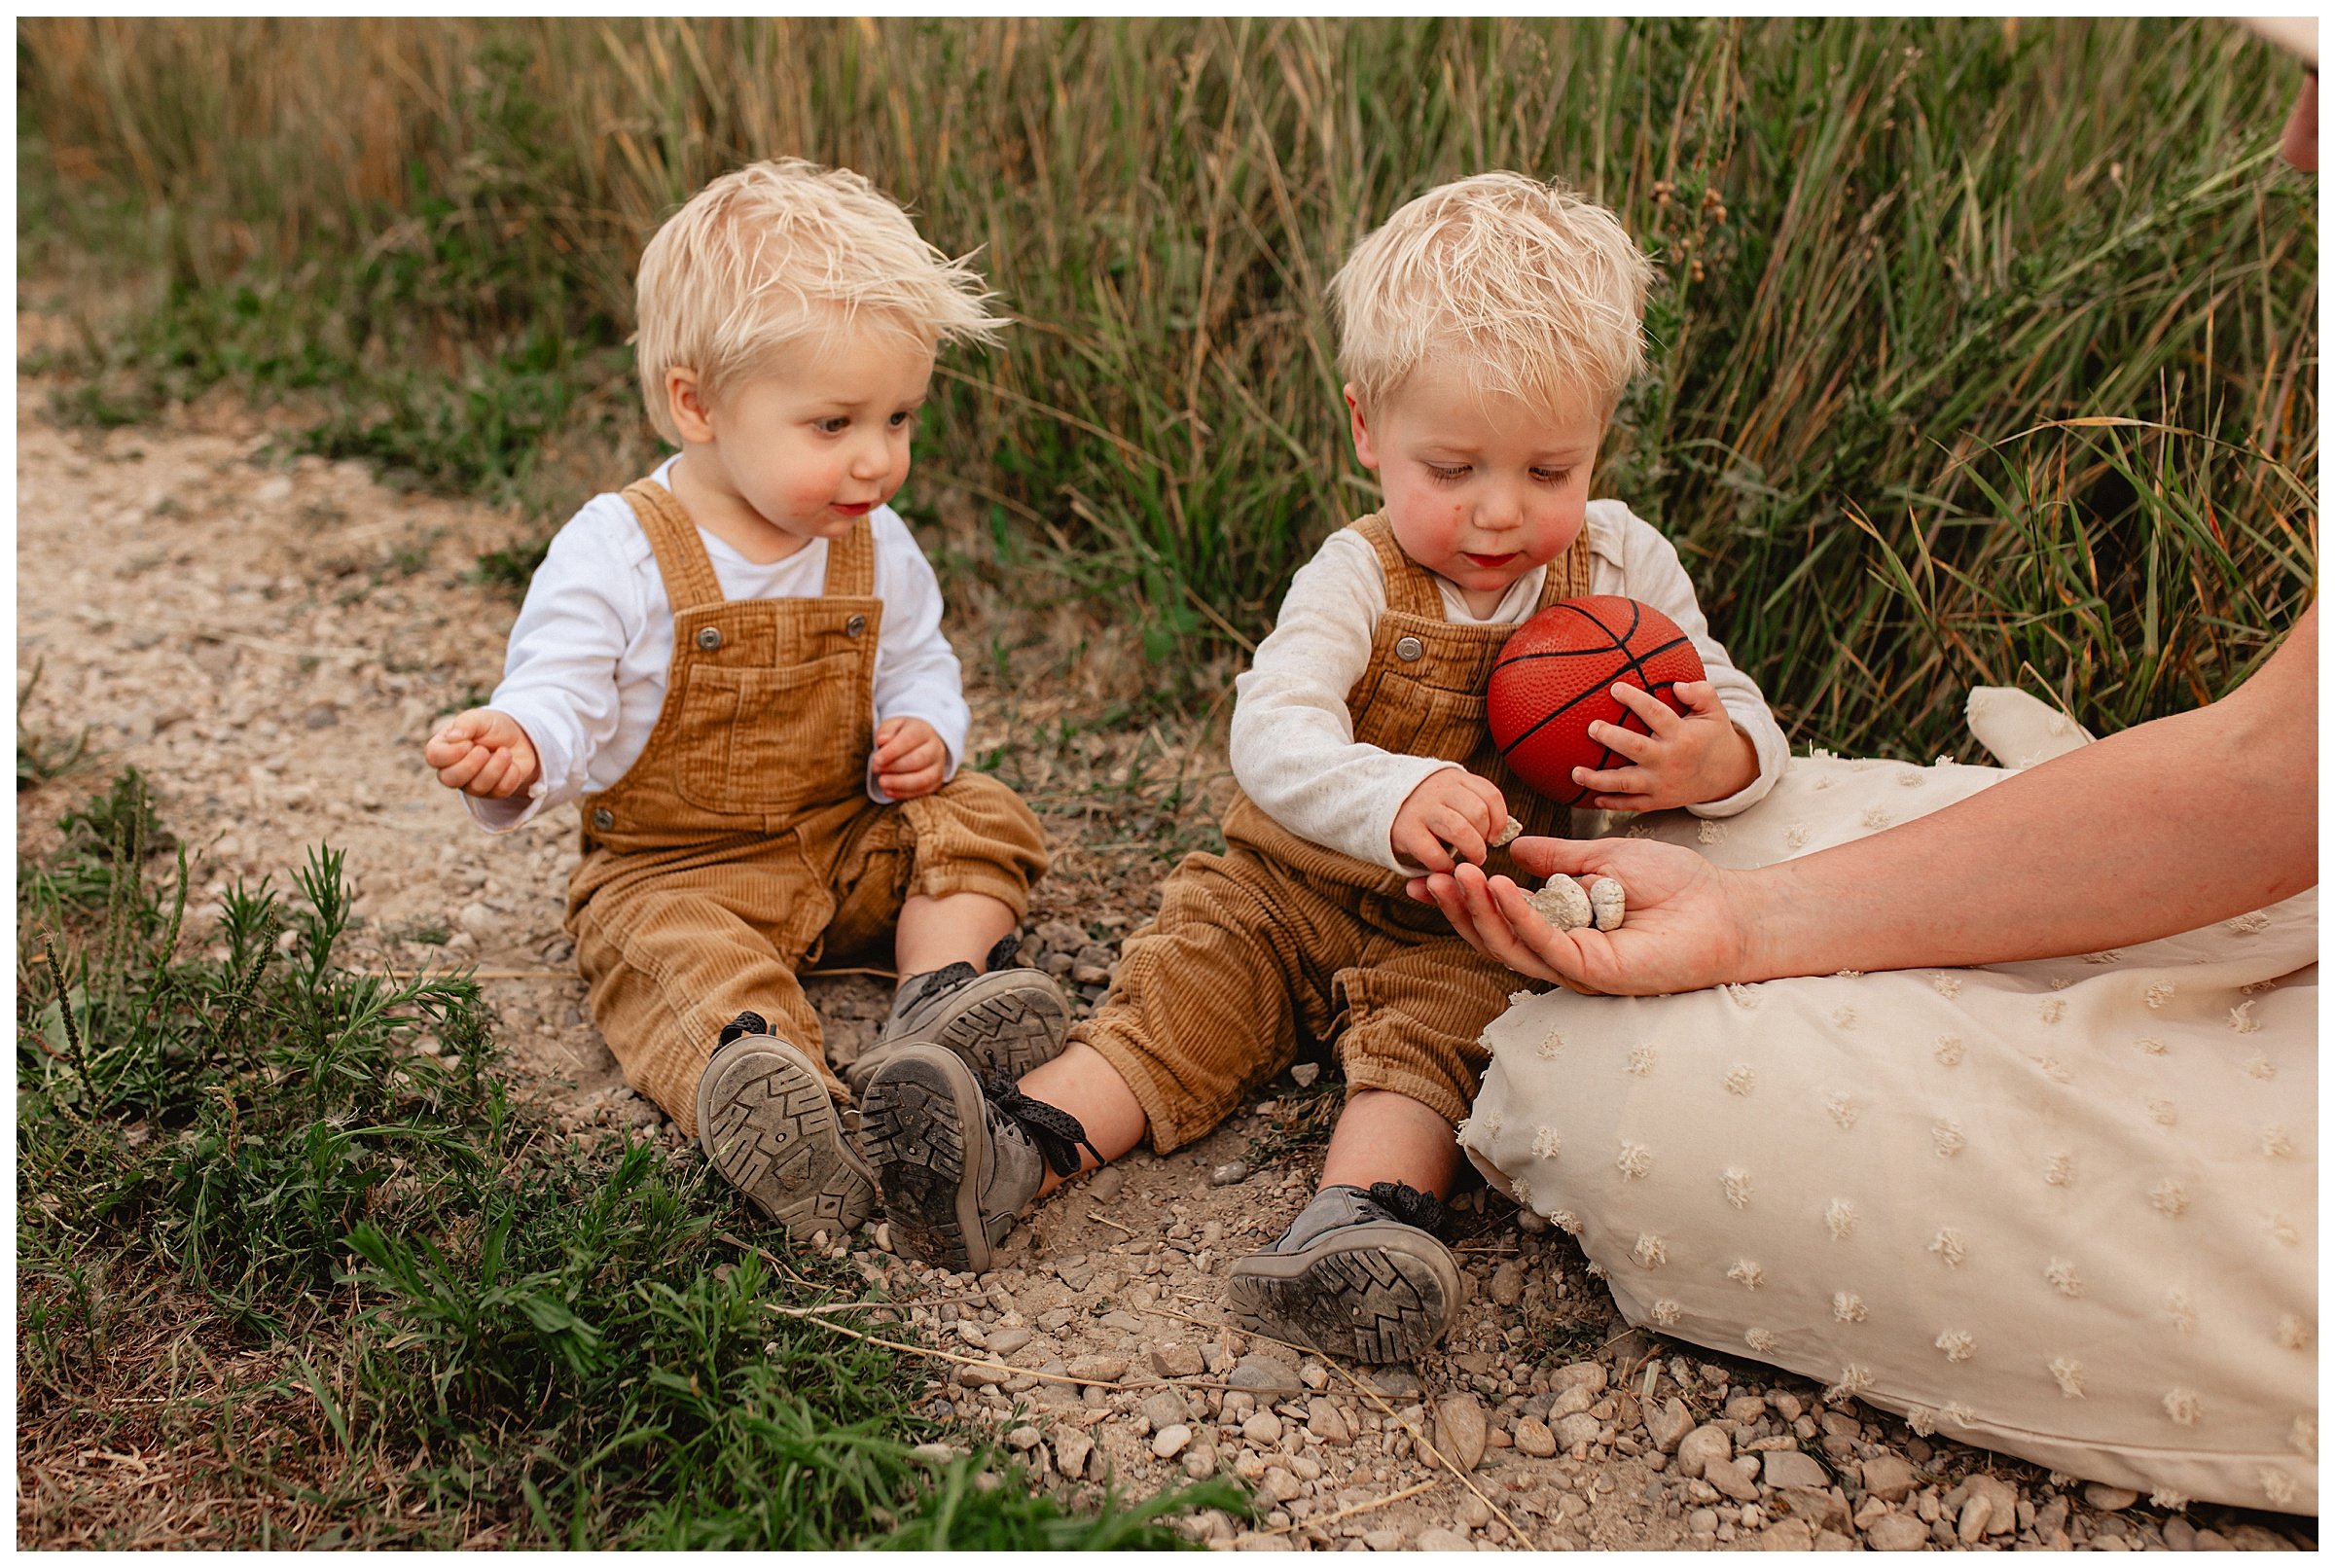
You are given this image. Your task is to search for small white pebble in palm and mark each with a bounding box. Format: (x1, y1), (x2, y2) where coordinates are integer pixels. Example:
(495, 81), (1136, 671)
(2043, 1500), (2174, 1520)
(1526, 875), (1594, 930)
(1587, 876), (1625, 931)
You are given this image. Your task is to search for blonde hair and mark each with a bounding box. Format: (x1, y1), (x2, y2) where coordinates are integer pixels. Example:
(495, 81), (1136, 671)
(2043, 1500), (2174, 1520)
(1329, 172), (1656, 422)
(634, 158), (1007, 442)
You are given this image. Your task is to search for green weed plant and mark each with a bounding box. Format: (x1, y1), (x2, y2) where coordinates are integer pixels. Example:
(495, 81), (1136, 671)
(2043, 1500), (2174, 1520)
(16, 772), (1238, 1547)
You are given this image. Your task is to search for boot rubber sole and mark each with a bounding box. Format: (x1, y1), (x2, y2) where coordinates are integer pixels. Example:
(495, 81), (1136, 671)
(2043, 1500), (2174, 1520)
(1226, 1222), (1461, 1364)
(695, 1036), (876, 1242)
(860, 1045), (993, 1274)
(880, 969), (1070, 1083)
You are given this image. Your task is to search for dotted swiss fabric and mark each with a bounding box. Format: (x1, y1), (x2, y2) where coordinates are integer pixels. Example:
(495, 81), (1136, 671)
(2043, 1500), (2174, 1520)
(1465, 693), (2317, 1514)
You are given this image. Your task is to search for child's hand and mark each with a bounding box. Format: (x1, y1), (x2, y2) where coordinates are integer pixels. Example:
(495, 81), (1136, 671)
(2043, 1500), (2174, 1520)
(425, 708), (542, 801)
(873, 716), (948, 800)
(1570, 680), (1758, 812)
(1390, 767), (1508, 873)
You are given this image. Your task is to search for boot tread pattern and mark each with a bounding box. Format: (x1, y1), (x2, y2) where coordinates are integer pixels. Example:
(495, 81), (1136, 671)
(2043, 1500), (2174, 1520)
(700, 1046), (875, 1240)
(1228, 1247), (1451, 1364)
(860, 1058), (976, 1273)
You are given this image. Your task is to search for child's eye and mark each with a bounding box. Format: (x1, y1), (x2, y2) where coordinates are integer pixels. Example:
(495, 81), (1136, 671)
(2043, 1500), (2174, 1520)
(1531, 467), (1573, 485)
(1425, 464), (1469, 483)
(888, 409), (920, 429)
(815, 416), (850, 435)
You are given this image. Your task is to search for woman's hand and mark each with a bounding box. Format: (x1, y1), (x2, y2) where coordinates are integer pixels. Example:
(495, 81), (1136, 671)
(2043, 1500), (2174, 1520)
(1409, 835), (1754, 996)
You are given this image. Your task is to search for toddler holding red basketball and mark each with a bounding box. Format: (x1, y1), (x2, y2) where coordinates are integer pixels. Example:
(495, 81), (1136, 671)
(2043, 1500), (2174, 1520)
(861, 173), (1786, 1360)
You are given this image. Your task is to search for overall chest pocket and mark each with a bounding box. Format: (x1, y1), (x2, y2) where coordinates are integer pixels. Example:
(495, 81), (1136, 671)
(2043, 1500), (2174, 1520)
(672, 654), (866, 815)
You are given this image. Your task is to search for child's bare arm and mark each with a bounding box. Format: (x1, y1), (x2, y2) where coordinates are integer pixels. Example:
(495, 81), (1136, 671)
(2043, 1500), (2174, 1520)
(425, 708), (542, 801)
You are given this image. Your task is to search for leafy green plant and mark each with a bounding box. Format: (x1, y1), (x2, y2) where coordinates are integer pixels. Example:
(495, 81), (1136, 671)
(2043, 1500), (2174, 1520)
(16, 774), (1233, 1546)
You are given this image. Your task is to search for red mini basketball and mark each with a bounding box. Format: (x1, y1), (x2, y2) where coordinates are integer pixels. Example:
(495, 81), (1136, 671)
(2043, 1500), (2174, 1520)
(1488, 595), (1707, 806)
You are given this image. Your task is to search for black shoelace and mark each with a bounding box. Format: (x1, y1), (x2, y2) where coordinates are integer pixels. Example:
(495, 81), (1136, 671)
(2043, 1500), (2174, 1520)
(987, 1075), (1101, 1178)
(898, 961), (978, 1012)
(1361, 1180), (1449, 1238)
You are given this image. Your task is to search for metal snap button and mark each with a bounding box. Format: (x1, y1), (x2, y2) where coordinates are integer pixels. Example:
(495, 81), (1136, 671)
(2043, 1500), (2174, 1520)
(696, 625), (724, 652)
(844, 614), (867, 638)
(591, 807), (614, 831)
(1394, 634), (1425, 662)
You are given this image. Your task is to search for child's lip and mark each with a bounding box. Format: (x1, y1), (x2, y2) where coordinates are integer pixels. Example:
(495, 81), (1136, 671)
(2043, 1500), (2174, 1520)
(1463, 552), (1519, 568)
(831, 501), (877, 515)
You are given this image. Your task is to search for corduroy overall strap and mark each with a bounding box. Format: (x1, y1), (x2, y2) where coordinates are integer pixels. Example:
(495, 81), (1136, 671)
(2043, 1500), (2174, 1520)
(1345, 513), (1595, 616)
(623, 480), (727, 610)
(622, 479), (880, 603)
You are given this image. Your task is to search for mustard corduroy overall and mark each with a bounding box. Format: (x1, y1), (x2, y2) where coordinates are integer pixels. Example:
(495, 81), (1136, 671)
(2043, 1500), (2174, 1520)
(564, 479), (1050, 1138)
(1071, 514), (1590, 1149)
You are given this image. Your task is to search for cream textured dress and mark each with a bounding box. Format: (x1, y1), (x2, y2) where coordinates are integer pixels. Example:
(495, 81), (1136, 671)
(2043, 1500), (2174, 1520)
(1464, 690), (2317, 1514)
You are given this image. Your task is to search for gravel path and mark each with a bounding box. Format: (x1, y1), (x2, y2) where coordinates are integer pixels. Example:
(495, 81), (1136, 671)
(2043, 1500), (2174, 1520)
(16, 390), (2314, 1552)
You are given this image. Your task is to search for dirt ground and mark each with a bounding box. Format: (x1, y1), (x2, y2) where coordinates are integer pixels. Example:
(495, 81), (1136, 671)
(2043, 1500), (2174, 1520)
(14, 373), (2317, 1552)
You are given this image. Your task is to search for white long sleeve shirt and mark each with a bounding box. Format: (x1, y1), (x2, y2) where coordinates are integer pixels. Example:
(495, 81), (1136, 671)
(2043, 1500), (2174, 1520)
(1229, 500), (1789, 875)
(468, 455), (969, 833)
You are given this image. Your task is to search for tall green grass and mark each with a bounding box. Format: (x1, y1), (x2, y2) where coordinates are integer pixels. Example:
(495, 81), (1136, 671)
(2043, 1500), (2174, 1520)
(18, 18), (2317, 751)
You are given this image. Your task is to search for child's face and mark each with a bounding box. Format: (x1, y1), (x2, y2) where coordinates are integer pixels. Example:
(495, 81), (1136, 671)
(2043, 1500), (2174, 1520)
(674, 327), (934, 552)
(1347, 362), (1604, 606)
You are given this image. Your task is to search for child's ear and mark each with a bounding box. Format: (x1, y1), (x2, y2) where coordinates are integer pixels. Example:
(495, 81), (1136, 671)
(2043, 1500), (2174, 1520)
(1345, 383), (1381, 473)
(665, 368), (717, 444)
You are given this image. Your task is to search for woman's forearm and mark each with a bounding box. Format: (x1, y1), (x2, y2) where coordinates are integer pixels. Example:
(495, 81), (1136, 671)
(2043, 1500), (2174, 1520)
(1738, 604), (2317, 980)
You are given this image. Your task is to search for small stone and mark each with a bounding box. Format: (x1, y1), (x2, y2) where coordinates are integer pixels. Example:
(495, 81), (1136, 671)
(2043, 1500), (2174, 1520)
(1363, 1366), (1422, 1399)
(1552, 1361), (1608, 1397)
(1864, 1515), (1930, 1551)
(1052, 1427), (1093, 1479)
(1363, 1528), (1404, 1550)
(1527, 876), (1593, 930)
(987, 1326), (1033, 1357)
(1489, 1260), (1526, 1307)
(1260, 1465), (1303, 1503)
(1647, 1396), (1694, 1454)
(1759, 1518), (1814, 1550)
(1152, 1343), (1205, 1378)
(1055, 1257), (1096, 1290)
(1152, 1423), (1193, 1459)
(1305, 1398), (1352, 1444)
(1434, 1394), (1490, 1472)
(1763, 1449), (1830, 1491)
(1858, 1453), (1916, 1502)
(1687, 1507), (1719, 1535)
(1232, 1532), (1293, 1551)
(954, 1362), (1008, 1388)
(1555, 1412), (1602, 1450)
(1231, 1355), (1303, 1393)
(1242, 1411), (1283, 1446)
(1813, 1529), (1856, 1550)
(2083, 1483), (2140, 1514)
(300, 702), (340, 730)
(2162, 1517), (2198, 1551)
(1181, 1446), (1217, 1479)
(1513, 1417), (1558, 1458)
(1209, 1160), (1250, 1187)
(1706, 1455), (1763, 1503)
(1068, 1353), (1128, 1383)
(1086, 1167), (1126, 1202)
(1491, 814), (1525, 848)
(1415, 1528), (1473, 1552)
(1003, 1423), (1043, 1450)
(1141, 1390), (1191, 1430)
(1288, 1062), (1320, 1087)
(1724, 1394), (1767, 1425)
(1587, 876), (1625, 931)
(1676, 1423), (1733, 1482)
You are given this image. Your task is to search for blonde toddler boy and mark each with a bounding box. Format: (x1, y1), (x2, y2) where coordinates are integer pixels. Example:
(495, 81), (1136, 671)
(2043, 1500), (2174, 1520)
(861, 173), (1788, 1360)
(424, 160), (1065, 1242)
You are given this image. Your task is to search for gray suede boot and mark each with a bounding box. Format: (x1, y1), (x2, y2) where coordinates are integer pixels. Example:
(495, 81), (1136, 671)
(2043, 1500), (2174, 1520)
(696, 1012), (877, 1243)
(857, 935), (1071, 1090)
(1226, 1183), (1462, 1363)
(858, 1042), (1097, 1273)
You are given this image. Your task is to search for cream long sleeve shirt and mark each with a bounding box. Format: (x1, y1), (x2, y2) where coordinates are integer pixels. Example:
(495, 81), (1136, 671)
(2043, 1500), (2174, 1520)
(466, 455), (969, 834)
(1228, 500), (1790, 875)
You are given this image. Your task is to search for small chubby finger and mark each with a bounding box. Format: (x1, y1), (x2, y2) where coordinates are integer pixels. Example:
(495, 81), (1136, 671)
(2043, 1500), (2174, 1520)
(1610, 681), (1683, 733)
(1572, 764), (1645, 796)
(1585, 719), (1655, 764)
